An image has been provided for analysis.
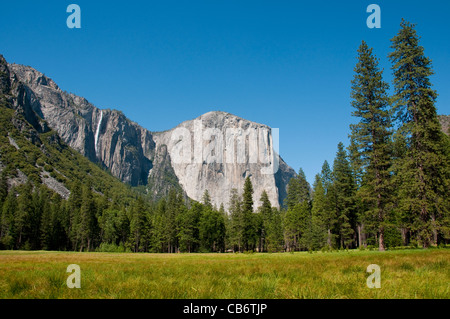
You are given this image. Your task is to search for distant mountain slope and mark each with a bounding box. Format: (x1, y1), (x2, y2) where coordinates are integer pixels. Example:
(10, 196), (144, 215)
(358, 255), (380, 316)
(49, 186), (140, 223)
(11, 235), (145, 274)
(0, 55), (142, 206)
(5, 56), (296, 208)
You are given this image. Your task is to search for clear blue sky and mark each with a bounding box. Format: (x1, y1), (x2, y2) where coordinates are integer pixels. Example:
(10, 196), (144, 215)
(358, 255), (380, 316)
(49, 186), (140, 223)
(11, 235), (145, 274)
(1, 0), (449, 184)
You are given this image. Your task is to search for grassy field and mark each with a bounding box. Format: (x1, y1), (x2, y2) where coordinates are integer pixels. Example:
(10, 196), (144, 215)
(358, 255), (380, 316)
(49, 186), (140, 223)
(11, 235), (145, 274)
(0, 249), (448, 299)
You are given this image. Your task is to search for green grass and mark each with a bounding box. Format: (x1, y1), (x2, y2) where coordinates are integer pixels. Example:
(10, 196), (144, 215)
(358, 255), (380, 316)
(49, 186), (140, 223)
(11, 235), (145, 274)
(0, 249), (448, 299)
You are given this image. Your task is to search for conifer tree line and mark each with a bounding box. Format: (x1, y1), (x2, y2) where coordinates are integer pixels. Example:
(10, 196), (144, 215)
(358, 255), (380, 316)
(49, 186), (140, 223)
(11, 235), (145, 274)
(0, 20), (448, 252)
(0, 175), (283, 253)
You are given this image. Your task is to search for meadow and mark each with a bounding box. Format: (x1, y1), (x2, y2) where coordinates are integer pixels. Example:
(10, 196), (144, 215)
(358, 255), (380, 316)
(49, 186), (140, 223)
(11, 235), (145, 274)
(0, 249), (448, 299)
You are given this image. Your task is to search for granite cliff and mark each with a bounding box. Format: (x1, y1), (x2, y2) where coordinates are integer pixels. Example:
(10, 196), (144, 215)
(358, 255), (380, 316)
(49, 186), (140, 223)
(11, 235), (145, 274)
(4, 57), (296, 208)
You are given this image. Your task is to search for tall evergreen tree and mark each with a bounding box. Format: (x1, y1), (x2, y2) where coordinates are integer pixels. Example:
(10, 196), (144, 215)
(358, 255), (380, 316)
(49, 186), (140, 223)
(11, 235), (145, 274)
(78, 182), (97, 251)
(165, 189), (183, 253)
(320, 161), (333, 189)
(319, 161), (335, 247)
(0, 187), (17, 249)
(40, 188), (53, 250)
(177, 201), (201, 253)
(348, 138), (369, 248)
(0, 172), (8, 205)
(389, 20), (450, 247)
(242, 177), (257, 251)
(331, 142), (356, 248)
(68, 181), (83, 250)
(285, 175), (299, 210)
(285, 168), (311, 210)
(199, 205), (226, 252)
(350, 41), (393, 251)
(266, 207), (284, 252)
(15, 182), (34, 249)
(128, 197), (150, 252)
(283, 202), (301, 251)
(202, 189), (213, 208)
(258, 190), (272, 252)
(228, 188), (243, 252)
(150, 199), (167, 252)
(310, 174), (328, 249)
(50, 193), (67, 251)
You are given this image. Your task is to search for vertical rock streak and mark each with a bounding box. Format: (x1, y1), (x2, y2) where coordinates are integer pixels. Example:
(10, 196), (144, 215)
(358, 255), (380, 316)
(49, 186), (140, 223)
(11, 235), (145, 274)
(94, 110), (103, 155)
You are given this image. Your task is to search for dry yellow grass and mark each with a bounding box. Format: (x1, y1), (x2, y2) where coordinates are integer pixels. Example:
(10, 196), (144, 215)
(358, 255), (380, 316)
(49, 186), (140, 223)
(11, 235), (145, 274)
(0, 249), (448, 299)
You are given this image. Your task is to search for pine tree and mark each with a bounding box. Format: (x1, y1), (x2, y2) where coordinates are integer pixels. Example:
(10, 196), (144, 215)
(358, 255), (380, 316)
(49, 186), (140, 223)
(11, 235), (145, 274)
(68, 181), (82, 250)
(310, 174), (328, 249)
(78, 182), (97, 251)
(199, 206), (226, 252)
(348, 138), (369, 248)
(331, 142), (356, 248)
(389, 20), (450, 247)
(320, 161), (333, 193)
(285, 176), (300, 210)
(202, 189), (213, 208)
(0, 172), (8, 205)
(242, 177), (257, 251)
(165, 189), (183, 252)
(50, 192), (67, 251)
(0, 187), (17, 249)
(350, 41), (393, 251)
(319, 160), (336, 247)
(29, 185), (45, 250)
(98, 207), (120, 245)
(285, 168), (311, 210)
(177, 201), (201, 252)
(15, 182), (34, 249)
(40, 188), (53, 250)
(120, 207), (131, 247)
(283, 203), (301, 251)
(266, 207), (284, 252)
(297, 168), (311, 203)
(258, 190), (272, 252)
(128, 197), (150, 252)
(150, 198), (167, 252)
(298, 201), (313, 251)
(228, 188), (243, 252)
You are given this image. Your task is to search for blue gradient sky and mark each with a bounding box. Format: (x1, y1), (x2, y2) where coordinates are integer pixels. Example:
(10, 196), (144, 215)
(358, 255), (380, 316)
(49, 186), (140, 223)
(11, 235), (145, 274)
(1, 0), (449, 183)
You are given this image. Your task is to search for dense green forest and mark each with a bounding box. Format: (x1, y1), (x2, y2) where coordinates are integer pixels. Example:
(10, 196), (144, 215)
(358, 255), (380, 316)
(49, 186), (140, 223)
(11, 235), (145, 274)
(0, 20), (448, 252)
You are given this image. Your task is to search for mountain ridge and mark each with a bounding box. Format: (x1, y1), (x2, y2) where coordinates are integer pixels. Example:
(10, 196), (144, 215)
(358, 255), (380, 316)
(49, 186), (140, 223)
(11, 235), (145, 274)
(4, 56), (296, 208)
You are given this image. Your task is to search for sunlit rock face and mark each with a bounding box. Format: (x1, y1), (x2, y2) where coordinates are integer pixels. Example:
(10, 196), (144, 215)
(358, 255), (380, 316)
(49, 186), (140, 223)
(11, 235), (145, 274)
(8, 62), (295, 208)
(154, 111), (295, 209)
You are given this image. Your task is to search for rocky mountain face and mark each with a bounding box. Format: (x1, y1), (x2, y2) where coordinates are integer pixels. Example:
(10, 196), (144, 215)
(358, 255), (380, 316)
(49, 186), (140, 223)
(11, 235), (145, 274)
(154, 111), (294, 208)
(439, 115), (449, 136)
(4, 56), (296, 208)
(0, 55), (137, 202)
(9, 63), (154, 187)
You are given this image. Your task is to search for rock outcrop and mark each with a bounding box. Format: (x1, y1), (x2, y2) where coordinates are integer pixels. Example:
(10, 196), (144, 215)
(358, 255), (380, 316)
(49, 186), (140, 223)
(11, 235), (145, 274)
(439, 115), (449, 136)
(6, 59), (296, 208)
(154, 111), (295, 208)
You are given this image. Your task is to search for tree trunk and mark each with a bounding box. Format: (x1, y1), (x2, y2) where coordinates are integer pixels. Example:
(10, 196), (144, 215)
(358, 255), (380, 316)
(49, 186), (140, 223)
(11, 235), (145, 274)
(357, 225), (362, 248)
(327, 228), (332, 248)
(431, 213), (438, 246)
(401, 227), (408, 246)
(378, 227), (385, 251)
